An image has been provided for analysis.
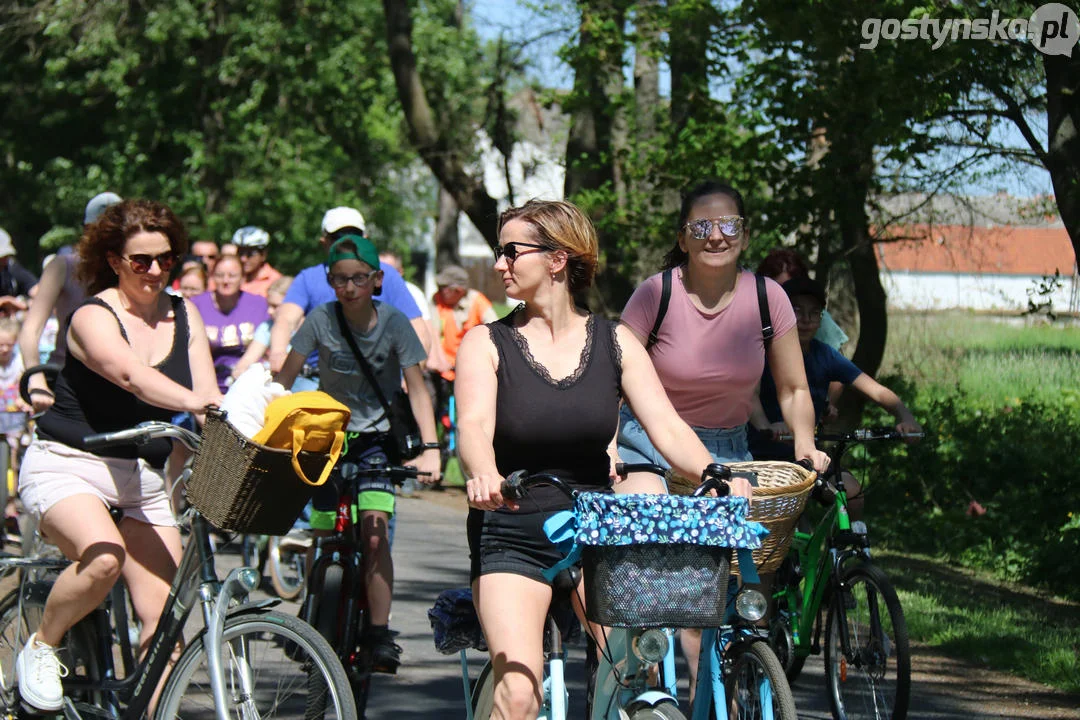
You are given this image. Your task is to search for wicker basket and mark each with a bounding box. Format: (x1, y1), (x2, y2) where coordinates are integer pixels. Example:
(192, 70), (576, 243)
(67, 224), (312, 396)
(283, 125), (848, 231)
(669, 461), (816, 574)
(185, 410), (335, 535)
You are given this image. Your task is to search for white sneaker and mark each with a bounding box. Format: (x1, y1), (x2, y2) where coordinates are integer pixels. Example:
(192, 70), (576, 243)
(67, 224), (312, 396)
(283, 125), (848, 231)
(15, 633), (68, 711)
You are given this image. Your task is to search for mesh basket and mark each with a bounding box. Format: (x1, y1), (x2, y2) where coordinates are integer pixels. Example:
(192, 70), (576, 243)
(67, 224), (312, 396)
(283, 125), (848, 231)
(185, 409), (334, 534)
(669, 461), (816, 574)
(582, 544), (732, 628)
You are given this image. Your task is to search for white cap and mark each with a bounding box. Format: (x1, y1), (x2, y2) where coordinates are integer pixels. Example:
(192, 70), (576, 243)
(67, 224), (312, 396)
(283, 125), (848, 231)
(321, 207), (366, 235)
(232, 226), (270, 248)
(84, 192), (123, 225)
(0, 228), (14, 258)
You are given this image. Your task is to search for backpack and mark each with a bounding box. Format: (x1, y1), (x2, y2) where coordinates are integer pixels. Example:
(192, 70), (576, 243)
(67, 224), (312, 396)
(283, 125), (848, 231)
(645, 268), (775, 351)
(252, 391), (351, 487)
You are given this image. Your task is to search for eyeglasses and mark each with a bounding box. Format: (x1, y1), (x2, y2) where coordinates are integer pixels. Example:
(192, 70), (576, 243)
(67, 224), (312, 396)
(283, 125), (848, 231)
(683, 216), (745, 240)
(121, 252), (178, 274)
(327, 270), (379, 289)
(792, 306), (823, 321)
(493, 242), (549, 262)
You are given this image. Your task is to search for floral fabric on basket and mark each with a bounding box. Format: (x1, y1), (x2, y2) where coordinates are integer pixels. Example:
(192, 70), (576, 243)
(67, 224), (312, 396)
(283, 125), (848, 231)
(573, 492), (767, 548)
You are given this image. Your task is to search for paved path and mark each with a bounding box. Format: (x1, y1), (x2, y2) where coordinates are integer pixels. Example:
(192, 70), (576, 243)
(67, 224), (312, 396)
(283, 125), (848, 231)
(248, 491), (1080, 719)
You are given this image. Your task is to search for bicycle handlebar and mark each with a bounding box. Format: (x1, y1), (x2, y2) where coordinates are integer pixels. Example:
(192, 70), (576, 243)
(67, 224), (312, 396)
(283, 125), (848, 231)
(774, 426), (924, 443)
(501, 463), (734, 502)
(344, 465), (430, 481)
(84, 421), (202, 453)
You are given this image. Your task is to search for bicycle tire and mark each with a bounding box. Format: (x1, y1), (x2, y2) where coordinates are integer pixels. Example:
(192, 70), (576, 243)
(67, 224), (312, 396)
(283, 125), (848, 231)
(825, 563), (910, 720)
(313, 563), (345, 649)
(626, 699), (688, 719)
(470, 660), (495, 718)
(154, 611), (357, 720)
(723, 640), (798, 720)
(268, 536), (306, 601)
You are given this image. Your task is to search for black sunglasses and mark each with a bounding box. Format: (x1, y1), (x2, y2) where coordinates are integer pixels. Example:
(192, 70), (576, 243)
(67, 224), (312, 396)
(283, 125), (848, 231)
(120, 252), (178, 274)
(493, 241), (549, 262)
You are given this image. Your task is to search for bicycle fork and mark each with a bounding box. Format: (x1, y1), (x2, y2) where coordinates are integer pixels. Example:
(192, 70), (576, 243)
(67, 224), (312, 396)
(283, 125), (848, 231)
(590, 627), (679, 720)
(198, 567), (262, 720)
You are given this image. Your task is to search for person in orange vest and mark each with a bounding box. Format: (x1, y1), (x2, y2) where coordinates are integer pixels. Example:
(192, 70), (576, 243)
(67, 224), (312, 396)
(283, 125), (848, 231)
(431, 265), (498, 413)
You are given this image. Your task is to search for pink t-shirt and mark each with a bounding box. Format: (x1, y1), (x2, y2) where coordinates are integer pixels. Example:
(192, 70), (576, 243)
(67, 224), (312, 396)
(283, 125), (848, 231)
(621, 268), (796, 428)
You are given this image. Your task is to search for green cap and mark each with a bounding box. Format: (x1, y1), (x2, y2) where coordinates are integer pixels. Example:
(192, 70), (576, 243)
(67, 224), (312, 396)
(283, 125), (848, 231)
(328, 235), (381, 272)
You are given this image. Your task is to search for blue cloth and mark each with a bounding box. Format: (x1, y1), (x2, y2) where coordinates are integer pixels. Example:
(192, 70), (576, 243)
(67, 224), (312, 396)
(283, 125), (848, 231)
(760, 338), (862, 423)
(283, 261), (422, 365)
(616, 405), (751, 476)
(573, 493), (766, 548)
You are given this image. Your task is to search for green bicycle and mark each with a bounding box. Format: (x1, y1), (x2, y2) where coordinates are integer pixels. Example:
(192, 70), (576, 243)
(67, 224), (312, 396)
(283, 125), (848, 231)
(769, 427), (921, 720)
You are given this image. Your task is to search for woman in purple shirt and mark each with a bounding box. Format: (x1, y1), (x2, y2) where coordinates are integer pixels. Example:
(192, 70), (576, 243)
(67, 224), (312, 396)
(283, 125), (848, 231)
(190, 255), (268, 392)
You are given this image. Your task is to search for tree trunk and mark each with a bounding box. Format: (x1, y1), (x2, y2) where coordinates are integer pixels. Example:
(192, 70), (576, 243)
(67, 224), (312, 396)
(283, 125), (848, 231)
(669, 2), (716, 136)
(435, 186), (461, 267)
(382, 0), (500, 247)
(1044, 52), (1080, 268)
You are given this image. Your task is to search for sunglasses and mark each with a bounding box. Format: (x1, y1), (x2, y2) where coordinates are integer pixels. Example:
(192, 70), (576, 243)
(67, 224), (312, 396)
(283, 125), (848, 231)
(683, 216), (746, 240)
(237, 246), (263, 257)
(327, 270), (379, 289)
(492, 241), (549, 262)
(120, 252), (178, 274)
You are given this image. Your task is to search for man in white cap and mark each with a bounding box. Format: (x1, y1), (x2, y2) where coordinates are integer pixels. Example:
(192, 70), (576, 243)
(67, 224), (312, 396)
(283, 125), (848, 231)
(0, 227), (37, 315)
(267, 207), (430, 390)
(232, 226), (282, 297)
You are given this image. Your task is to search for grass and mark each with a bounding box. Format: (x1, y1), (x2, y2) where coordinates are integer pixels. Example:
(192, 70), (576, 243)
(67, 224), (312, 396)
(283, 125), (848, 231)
(877, 551), (1080, 694)
(878, 311), (1080, 409)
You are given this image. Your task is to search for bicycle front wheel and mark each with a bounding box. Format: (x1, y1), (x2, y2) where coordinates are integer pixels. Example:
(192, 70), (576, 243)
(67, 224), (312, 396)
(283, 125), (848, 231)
(723, 640), (798, 720)
(155, 611), (357, 720)
(268, 536), (306, 600)
(825, 563), (910, 720)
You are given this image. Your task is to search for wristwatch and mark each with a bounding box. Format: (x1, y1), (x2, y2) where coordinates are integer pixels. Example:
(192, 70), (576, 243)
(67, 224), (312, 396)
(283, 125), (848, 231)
(422, 442), (441, 451)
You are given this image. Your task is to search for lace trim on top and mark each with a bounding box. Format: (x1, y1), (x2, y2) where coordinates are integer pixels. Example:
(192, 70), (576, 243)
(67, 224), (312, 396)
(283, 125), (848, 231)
(505, 308), (597, 389)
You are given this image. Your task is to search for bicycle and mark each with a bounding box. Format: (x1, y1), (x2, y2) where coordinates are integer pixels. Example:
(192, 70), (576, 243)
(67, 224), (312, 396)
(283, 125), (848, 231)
(769, 427), (921, 720)
(0, 414), (357, 719)
(464, 463), (798, 720)
(300, 455), (426, 718)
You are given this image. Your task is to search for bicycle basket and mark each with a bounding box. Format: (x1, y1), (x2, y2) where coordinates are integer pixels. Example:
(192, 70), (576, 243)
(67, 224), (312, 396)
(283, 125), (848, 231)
(185, 409), (332, 534)
(669, 461), (816, 574)
(575, 493), (765, 628)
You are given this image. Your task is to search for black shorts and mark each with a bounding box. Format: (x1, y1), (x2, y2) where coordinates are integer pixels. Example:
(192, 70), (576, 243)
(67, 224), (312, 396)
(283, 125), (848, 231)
(467, 508), (569, 586)
(311, 432), (395, 514)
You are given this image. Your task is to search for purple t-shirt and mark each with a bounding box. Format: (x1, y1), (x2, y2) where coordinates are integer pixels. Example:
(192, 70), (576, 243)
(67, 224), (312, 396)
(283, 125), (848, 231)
(621, 268), (796, 428)
(191, 291), (269, 391)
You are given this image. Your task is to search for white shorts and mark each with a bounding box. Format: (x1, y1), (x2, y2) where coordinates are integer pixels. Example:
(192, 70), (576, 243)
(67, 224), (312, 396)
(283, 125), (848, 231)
(18, 439), (176, 527)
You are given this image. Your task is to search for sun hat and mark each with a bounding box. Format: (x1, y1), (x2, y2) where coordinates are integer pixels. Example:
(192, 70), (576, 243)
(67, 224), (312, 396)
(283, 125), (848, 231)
(435, 265), (469, 288)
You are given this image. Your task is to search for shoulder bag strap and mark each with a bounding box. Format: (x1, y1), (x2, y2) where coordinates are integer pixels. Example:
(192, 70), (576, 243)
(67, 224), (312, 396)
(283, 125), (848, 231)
(333, 301), (393, 424)
(756, 273), (774, 352)
(646, 268), (673, 351)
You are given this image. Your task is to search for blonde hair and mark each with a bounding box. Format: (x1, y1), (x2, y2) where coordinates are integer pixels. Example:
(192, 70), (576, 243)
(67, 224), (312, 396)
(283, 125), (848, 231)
(0, 317), (19, 337)
(497, 199), (598, 294)
(268, 275), (293, 296)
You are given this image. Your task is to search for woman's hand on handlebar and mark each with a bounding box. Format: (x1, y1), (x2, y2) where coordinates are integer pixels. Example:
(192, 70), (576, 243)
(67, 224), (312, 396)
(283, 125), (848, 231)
(798, 448), (830, 474)
(407, 448), (442, 485)
(27, 376), (55, 415)
(467, 472), (517, 512)
(727, 475), (754, 502)
(896, 419), (923, 444)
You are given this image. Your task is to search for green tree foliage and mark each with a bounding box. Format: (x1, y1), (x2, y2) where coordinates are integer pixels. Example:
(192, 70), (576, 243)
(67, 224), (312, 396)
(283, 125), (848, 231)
(0, 0), (435, 272)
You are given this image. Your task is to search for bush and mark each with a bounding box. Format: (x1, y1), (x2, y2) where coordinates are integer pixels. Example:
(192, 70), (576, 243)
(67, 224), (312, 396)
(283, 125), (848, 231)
(855, 383), (1080, 599)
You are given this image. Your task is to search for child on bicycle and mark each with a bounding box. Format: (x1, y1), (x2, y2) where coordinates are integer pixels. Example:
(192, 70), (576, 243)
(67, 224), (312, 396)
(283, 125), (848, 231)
(274, 236), (441, 673)
(750, 276), (921, 519)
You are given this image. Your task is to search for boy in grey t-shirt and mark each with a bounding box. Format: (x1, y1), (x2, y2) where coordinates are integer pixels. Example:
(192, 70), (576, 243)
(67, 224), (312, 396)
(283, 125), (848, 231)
(275, 236), (441, 674)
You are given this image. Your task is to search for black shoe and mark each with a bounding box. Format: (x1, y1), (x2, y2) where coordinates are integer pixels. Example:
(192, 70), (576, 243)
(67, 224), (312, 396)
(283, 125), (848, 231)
(365, 630), (402, 674)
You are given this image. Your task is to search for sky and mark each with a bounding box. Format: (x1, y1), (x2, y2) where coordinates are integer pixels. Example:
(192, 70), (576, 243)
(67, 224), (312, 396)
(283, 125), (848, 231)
(468, 0), (1056, 198)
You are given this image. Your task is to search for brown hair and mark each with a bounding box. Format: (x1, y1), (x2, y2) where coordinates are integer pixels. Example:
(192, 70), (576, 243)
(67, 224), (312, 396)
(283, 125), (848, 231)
(662, 180), (747, 271)
(497, 199), (598, 294)
(756, 248), (810, 281)
(78, 199), (189, 294)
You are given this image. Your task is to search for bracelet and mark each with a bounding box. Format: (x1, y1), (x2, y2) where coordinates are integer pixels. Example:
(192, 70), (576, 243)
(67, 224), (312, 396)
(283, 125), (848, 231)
(421, 442), (441, 451)
(28, 389), (54, 398)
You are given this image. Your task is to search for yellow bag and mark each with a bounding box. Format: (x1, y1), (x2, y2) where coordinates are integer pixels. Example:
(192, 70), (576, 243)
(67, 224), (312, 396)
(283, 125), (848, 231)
(252, 391), (351, 487)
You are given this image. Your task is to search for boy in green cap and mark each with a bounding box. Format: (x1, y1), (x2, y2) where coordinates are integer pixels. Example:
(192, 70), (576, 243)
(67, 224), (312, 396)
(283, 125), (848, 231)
(275, 235), (441, 672)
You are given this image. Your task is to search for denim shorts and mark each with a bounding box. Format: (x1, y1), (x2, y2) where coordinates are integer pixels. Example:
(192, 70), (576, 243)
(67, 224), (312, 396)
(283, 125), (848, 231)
(616, 405), (751, 482)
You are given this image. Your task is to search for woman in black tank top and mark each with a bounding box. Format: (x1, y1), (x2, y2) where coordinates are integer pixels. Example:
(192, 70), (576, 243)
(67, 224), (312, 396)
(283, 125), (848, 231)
(14, 200), (222, 713)
(456, 200), (753, 720)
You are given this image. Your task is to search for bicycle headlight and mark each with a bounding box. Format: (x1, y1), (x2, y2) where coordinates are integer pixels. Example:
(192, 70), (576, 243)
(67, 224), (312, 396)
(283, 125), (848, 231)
(735, 587), (768, 622)
(632, 628), (670, 665)
(237, 567), (261, 593)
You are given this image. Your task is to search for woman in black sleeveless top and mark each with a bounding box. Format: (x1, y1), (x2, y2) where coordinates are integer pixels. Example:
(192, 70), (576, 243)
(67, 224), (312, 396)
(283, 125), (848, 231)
(456, 200), (752, 720)
(14, 200), (221, 713)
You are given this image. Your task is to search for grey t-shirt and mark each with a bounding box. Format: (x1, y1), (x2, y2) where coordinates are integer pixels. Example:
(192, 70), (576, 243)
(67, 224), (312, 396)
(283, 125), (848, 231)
(290, 301), (427, 432)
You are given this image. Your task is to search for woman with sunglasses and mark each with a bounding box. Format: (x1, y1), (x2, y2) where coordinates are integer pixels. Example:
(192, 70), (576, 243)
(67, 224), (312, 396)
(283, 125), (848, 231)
(616, 180), (829, 695)
(190, 253), (269, 391)
(457, 200), (753, 720)
(16, 199), (221, 713)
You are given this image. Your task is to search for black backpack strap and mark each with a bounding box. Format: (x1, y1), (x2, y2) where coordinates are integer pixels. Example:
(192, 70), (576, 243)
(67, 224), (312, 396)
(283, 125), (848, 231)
(646, 268), (673, 351)
(756, 274), (774, 351)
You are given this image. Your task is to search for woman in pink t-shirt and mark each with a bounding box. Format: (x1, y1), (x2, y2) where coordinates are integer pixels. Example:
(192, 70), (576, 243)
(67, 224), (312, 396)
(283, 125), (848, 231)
(618, 180), (830, 694)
